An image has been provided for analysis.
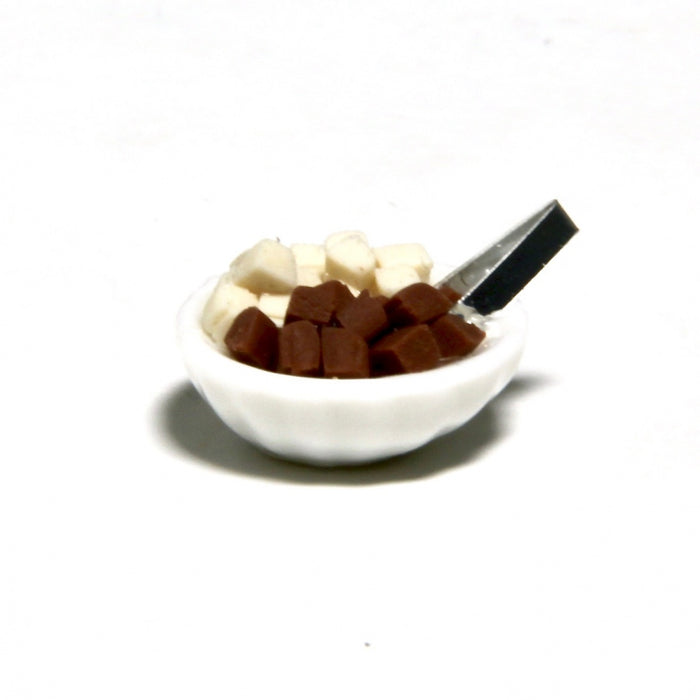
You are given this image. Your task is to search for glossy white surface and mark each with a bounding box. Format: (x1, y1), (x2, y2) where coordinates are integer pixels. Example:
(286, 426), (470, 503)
(177, 277), (527, 465)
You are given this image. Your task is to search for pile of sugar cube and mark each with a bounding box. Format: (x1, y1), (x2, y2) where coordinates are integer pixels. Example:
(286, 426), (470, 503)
(202, 231), (433, 347)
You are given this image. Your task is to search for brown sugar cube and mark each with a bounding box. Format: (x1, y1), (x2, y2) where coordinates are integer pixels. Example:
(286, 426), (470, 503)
(430, 313), (486, 359)
(321, 326), (370, 379)
(385, 283), (454, 327)
(278, 320), (321, 377)
(285, 280), (354, 326)
(224, 306), (278, 371)
(370, 324), (441, 376)
(437, 284), (462, 304)
(336, 289), (389, 342)
(317, 279), (355, 320)
(284, 285), (329, 325)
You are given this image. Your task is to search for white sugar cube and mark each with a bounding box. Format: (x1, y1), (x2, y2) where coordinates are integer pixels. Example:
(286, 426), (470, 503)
(374, 265), (422, 297)
(229, 238), (297, 294)
(373, 243), (433, 281)
(296, 265), (324, 287)
(291, 243), (326, 269)
(201, 274), (258, 346)
(325, 235), (376, 291)
(258, 293), (291, 327)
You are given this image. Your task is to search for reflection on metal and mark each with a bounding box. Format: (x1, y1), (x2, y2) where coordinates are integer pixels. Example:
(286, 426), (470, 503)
(437, 200), (579, 315)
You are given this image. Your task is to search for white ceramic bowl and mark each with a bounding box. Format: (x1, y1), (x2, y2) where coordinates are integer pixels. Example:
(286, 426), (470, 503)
(176, 275), (527, 466)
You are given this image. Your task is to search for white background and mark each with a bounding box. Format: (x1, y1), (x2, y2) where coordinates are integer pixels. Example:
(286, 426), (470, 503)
(1, 1), (698, 698)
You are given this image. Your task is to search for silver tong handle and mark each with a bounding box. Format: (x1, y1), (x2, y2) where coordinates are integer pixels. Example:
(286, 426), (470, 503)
(437, 200), (579, 315)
